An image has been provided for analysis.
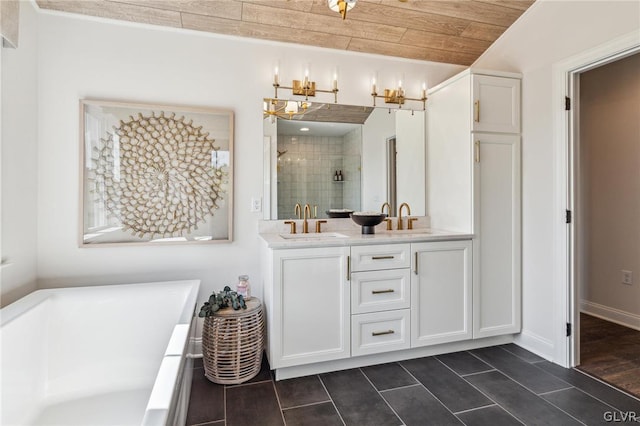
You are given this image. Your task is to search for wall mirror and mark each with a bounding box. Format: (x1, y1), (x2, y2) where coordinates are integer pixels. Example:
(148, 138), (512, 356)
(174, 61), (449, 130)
(263, 100), (425, 220)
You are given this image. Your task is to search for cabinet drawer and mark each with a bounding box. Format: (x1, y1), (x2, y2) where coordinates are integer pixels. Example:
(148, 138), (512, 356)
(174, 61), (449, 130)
(350, 244), (410, 272)
(351, 309), (410, 356)
(351, 269), (410, 314)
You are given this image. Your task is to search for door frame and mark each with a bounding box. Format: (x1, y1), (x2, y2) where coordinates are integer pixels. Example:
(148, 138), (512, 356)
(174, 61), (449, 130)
(552, 30), (640, 368)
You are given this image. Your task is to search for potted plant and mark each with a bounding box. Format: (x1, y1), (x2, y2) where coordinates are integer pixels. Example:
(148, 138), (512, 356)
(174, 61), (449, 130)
(198, 286), (246, 317)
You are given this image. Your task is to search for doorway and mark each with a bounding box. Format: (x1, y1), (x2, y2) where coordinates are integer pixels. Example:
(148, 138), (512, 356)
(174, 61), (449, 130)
(569, 49), (640, 398)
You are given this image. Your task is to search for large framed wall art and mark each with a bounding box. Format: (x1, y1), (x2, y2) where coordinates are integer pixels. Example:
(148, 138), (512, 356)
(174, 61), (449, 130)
(80, 99), (233, 246)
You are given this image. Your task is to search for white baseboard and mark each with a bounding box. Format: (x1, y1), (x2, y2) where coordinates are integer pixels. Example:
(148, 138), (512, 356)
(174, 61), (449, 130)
(580, 300), (640, 331)
(513, 329), (555, 362)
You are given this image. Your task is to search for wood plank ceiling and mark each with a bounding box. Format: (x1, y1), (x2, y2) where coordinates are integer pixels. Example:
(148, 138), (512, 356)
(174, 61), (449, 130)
(35, 0), (536, 66)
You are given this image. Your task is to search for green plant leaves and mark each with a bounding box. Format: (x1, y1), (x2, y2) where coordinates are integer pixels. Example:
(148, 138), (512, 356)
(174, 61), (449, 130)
(198, 286), (248, 316)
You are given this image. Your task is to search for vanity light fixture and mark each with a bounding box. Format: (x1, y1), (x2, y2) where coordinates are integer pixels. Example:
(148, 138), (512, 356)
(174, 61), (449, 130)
(263, 98), (310, 122)
(272, 65), (339, 104)
(328, 0), (356, 20)
(371, 78), (428, 110)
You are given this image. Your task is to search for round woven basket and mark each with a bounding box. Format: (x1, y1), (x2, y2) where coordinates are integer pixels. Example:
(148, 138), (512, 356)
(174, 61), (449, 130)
(202, 298), (265, 385)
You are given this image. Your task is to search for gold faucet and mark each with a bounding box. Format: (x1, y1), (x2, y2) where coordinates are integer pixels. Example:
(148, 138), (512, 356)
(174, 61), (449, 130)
(397, 202), (411, 230)
(294, 203), (302, 219)
(303, 204), (311, 233)
(381, 202), (393, 230)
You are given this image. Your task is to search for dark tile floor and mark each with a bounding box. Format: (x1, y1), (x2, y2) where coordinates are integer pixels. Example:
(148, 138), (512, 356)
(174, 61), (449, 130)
(186, 344), (640, 426)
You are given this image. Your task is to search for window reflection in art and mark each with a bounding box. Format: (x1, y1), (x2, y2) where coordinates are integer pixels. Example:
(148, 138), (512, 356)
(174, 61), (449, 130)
(81, 101), (233, 245)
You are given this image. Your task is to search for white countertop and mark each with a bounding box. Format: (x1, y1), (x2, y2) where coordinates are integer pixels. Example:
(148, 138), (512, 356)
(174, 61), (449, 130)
(258, 218), (473, 249)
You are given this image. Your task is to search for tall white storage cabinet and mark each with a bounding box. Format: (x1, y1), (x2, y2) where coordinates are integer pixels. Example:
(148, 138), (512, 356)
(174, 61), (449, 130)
(427, 69), (522, 339)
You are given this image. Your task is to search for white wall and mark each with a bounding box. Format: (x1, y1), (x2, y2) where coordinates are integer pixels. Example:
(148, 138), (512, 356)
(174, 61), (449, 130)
(474, 0), (640, 361)
(32, 9), (463, 303)
(1, 1), (38, 307)
(579, 53), (640, 326)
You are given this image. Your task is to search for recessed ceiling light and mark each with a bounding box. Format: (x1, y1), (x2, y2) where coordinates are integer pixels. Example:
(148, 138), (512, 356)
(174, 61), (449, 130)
(300, 127), (310, 132)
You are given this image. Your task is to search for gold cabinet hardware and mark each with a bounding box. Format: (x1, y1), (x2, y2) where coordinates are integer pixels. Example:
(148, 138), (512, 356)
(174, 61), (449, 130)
(347, 255), (351, 281)
(474, 100), (480, 122)
(372, 330), (395, 336)
(284, 220), (297, 234)
(372, 289), (395, 294)
(408, 218), (418, 230)
(414, 252), (418, 275)
(475, 140), (480, 163)
(372, 255), (394, 260)
(315, 220), (327, 233)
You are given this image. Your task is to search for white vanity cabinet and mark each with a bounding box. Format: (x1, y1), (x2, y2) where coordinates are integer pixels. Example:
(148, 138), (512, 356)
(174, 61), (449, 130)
(411, 240), (473, 347)
(264, 246), (350, 369)
(350, 244), (411, 356)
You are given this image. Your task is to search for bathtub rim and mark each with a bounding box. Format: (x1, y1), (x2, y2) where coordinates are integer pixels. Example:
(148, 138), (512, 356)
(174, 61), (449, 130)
(1, 279), (201, 426)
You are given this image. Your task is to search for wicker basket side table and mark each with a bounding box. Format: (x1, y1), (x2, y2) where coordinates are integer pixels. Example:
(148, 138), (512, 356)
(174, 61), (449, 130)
(202, 298), (265, 385)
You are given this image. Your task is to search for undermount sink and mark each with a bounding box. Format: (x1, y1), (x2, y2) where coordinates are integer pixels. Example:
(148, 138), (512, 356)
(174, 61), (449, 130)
(279, 232), (348, 240)
(391, 229), (432, 234)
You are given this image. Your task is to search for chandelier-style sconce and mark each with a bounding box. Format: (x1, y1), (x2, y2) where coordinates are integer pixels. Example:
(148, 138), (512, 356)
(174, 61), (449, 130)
(371, 78), (428, 110)
(272, 66), (339, 104)
(263, 98), (310, 122)
(328, 0), (357, 20)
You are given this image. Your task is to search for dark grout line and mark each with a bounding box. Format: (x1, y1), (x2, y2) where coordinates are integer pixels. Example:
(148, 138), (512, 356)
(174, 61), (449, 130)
(397, 360), (464, 421)
(459, 368), (497, 377)
(452, 403), (498, 415)
(225, 379), (273, 389)
(281, 399), (333, 412)
(317, 374), (347, 426)
(358, 367), (405, 425)
(269, 377), (287, 426)
(378, 383), (422, 394)
(537, 386), (575, 396)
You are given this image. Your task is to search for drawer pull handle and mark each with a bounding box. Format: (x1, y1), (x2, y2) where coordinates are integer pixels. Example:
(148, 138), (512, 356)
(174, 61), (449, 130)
(372, 289), (395, 294)
(372, 255), (395, 260)
(372, 330), (395, 336)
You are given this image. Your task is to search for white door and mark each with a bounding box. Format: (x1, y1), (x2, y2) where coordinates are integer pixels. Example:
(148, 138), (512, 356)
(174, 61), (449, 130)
(473, 133), (521, 338)
(472, 75), (521, 134)
(411, 240), (472, 347)
(271, 246), (350, 368)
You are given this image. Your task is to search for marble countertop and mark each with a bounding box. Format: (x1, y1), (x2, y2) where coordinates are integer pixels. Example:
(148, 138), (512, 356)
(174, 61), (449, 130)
(258, 217), (473, 249)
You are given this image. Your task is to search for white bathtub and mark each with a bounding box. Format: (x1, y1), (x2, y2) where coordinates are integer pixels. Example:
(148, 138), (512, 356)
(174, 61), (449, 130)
(1, 279), (200, 426)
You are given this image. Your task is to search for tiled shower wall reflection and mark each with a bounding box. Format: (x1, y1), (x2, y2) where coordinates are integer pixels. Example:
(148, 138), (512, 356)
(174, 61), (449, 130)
(277, 129), (362, 219)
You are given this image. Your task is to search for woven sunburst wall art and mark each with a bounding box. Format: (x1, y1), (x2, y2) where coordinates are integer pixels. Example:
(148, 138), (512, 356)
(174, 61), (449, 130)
(81, 100), (233, 245)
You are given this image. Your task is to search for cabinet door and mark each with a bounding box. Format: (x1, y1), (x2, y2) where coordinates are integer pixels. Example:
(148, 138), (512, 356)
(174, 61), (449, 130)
(411, 240), (472, 347)
(473, 133), (521, 338)
(271, 246), (350, 368)
(472, 75), (520, 133)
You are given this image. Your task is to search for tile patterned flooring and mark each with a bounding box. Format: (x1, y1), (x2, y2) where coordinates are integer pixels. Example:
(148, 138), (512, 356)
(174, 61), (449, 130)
(186, 344), (640, 426)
